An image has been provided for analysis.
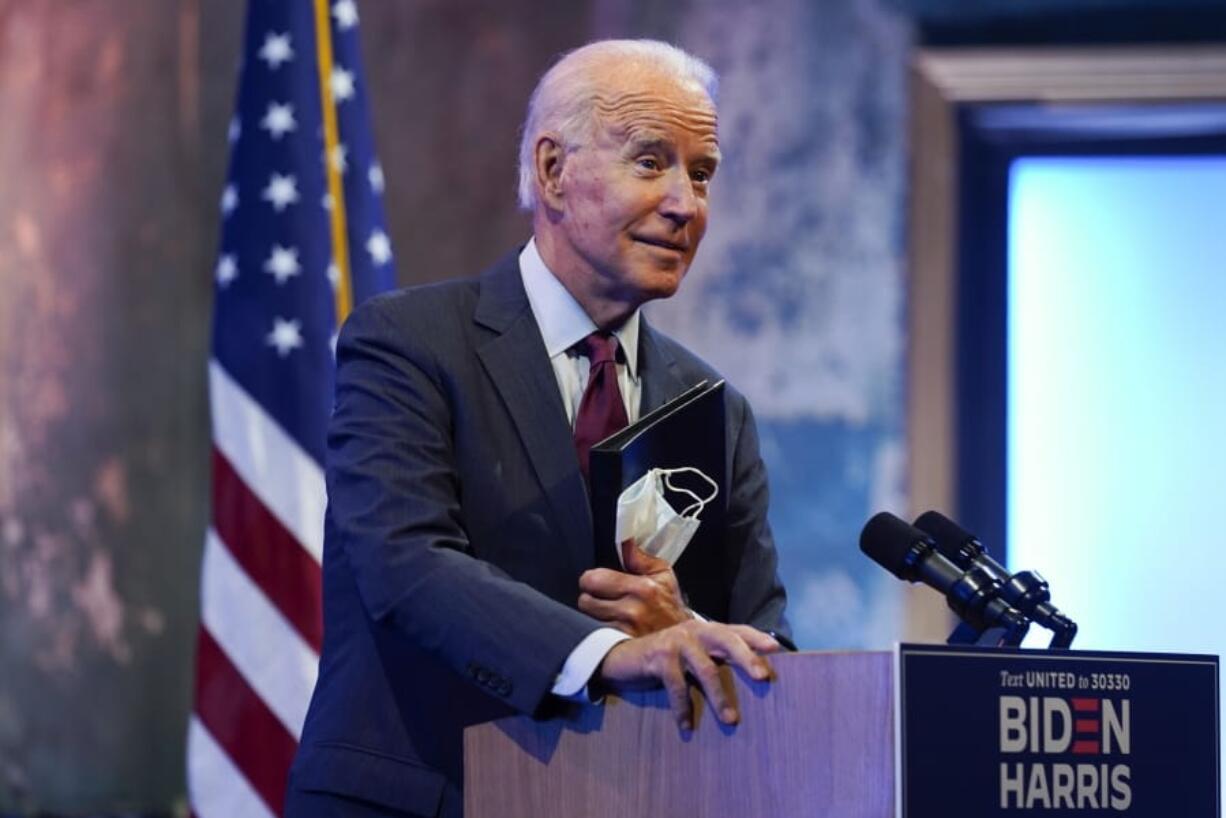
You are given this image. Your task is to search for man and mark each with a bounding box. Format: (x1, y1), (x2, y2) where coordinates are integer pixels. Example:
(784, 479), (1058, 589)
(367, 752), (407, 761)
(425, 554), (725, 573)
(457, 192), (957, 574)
(287, 39), (790, 818)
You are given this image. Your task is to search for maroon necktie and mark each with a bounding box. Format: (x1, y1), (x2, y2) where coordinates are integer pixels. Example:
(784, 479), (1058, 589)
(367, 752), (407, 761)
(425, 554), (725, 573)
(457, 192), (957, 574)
(573, 332), (629, 480)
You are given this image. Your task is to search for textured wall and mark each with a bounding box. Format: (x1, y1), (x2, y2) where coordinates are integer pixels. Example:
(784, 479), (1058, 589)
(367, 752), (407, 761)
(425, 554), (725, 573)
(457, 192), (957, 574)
(0, 1), (214, 812)
(356, 0), (588, 281)
(644, 0), (912, 650)
(0, 0), (912, 812)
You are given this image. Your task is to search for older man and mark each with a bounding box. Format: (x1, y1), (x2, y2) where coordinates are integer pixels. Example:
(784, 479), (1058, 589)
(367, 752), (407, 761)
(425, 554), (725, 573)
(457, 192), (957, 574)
(286, 40), (789, 818)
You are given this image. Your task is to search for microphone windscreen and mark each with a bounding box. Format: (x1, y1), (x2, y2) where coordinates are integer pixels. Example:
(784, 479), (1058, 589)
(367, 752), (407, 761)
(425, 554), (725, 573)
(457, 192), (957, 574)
(860, 511), (929, 580)
(914, 510), (980, 562)
(921, 507), (975, 546)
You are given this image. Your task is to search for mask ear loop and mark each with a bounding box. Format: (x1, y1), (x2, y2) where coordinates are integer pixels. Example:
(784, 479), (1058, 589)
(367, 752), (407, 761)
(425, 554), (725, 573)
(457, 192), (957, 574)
(661, 467), (719, 519)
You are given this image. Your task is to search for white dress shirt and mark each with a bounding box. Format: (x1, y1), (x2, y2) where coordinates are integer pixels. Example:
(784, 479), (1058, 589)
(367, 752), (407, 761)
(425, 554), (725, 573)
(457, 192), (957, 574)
(518, 238), (642, 426)
(518, 238), (635, 699)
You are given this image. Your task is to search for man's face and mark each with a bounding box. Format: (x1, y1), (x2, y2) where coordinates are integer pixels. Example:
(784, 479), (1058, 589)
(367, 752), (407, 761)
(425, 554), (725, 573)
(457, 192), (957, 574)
(549, 69), (720, 313)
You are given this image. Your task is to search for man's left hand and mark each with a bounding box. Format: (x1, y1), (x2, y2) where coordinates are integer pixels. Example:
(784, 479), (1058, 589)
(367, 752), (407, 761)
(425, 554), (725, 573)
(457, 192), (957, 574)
(578, 541), (691, 636)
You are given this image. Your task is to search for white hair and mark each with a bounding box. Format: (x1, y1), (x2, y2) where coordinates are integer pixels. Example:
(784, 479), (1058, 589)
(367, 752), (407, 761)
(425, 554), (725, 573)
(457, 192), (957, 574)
(516, 39), (719, 212)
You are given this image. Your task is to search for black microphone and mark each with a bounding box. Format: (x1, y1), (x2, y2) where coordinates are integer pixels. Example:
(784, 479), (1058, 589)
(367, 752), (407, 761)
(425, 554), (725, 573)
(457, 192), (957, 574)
(914, 510), (1078, 648)
(860, 511), (1029, 642)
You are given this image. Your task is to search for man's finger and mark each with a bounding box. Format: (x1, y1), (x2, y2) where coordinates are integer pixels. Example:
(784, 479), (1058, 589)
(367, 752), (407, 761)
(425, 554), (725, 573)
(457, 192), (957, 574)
(699, 625), (772, 682)
(577, 592), (643, 628)
(658, 654), (694, 730)
(621, 540), (670, 575)
(681, 639), (737, 725)
(727, 624), (783, 655)
(578, 567), (639, 599)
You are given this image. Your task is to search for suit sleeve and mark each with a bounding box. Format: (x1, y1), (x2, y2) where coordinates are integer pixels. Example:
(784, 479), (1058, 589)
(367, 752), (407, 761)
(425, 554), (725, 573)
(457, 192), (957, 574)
(723, 390), (792, 639)
(325, 297), (602, 715)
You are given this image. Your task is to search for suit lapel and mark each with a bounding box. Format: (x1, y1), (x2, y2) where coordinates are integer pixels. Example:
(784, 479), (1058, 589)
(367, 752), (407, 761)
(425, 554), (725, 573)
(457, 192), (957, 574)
(473, 254), (594, 573)
(638, 319), (692, 414)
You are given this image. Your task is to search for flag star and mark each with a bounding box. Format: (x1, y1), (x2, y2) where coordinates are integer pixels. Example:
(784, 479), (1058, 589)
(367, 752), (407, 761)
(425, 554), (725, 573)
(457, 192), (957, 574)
(267, 317), (304, 357)
(328, 143), (349, 174)
(321, 192), (333, 211)
(215, 254), (238, 287)
(260, 102), (297, 140)
(220, 184), (238, 215)
(368, 162), (385, 193)
(228, 116), (241, 144)
(262, 173), (300, 211)
(263, 244), (301, 284)
(366, 229), (392, 266)
(326, 261), (341, 289)
(257, 32), (293, 69)
(330, 66), (355, 102)
(332, 0), (359, 30)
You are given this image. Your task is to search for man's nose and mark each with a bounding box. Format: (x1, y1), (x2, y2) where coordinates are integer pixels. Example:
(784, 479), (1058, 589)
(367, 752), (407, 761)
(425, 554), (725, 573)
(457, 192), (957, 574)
(658, 169), (698, 226)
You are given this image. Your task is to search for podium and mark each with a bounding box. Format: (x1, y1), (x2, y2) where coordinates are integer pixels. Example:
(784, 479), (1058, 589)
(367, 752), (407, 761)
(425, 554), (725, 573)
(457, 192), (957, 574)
(465, 645), (1220, 817)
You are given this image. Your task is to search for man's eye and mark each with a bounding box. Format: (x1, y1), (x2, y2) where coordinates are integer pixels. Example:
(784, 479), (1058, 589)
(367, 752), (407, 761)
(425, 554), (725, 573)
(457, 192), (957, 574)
(691, 169), (711, 184)
(636, 157), (660, 171)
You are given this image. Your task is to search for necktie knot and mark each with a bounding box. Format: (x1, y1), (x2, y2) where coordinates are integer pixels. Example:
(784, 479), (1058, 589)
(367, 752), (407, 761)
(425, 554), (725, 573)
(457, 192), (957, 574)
(577, 332), (619, 367)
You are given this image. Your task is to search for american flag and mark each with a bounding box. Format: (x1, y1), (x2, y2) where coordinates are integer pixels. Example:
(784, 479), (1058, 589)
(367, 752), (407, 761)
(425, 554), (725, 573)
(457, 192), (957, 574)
(188, 1), (395, 816)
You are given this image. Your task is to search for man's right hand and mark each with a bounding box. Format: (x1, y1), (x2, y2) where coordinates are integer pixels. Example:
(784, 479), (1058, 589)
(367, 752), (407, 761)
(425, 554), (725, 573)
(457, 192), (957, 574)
(594, 620), (779, 731)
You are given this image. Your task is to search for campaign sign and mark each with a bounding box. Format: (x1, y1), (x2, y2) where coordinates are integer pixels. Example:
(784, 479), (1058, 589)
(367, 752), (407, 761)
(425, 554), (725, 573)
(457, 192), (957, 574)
(897, 644), (1219, 817)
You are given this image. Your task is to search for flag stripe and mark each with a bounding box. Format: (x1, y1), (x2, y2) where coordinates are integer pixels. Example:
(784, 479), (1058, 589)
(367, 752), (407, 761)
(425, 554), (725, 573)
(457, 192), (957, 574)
(212, 446), (323, 650)
(192, 1), (396, 810)
(210, 359), (326, 563)
(200, 527), (318, 737)
(194, 628), (298, 816)
(188, 716), (277, 818)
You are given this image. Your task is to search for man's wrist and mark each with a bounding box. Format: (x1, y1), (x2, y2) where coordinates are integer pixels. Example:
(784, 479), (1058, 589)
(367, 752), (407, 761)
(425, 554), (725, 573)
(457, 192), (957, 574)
(551, 627), (631, 701)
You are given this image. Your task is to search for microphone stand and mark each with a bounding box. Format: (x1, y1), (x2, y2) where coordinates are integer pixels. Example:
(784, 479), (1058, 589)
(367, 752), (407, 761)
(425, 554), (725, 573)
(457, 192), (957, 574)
(941, 567), (1030, 647)
(947, 621), (1029, 648)
(1000, 569), (1078, 649)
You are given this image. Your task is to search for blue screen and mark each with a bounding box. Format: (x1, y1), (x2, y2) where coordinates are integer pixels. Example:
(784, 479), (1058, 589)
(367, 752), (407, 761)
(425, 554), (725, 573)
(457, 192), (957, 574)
(1008, 155), (1226, 652)
(1008, 158), (1226, 789)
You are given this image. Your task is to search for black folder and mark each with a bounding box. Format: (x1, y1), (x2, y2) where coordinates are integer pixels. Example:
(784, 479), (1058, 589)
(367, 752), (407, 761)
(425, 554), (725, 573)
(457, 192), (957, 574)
(589, 380), (728, 617)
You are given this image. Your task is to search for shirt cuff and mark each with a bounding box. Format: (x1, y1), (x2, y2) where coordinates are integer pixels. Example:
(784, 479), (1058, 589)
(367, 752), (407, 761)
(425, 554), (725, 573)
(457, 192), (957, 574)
(551, 627), (631, 701)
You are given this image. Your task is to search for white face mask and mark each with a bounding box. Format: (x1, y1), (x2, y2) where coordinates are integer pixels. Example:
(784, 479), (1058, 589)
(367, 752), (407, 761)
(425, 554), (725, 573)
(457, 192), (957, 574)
(614, 467), (718, 568)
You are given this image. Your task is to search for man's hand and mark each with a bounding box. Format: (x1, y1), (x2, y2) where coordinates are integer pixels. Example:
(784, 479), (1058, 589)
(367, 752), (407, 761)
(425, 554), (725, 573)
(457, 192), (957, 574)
(578, 541), (690, 636)
(595, 619), (779, 730)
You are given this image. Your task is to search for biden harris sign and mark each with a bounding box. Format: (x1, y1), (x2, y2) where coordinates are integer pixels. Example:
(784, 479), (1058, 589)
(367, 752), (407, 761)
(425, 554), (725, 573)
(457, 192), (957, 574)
(897, 644), (1219, 816)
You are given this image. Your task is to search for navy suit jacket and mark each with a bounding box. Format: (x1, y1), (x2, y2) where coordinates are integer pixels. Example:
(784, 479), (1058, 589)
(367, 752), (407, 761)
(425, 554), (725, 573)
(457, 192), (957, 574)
(287, 250), (789, 817)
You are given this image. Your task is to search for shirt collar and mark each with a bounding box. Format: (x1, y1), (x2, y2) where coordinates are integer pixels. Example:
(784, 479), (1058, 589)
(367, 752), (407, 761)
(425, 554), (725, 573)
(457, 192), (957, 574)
(519, 237), (640, 377)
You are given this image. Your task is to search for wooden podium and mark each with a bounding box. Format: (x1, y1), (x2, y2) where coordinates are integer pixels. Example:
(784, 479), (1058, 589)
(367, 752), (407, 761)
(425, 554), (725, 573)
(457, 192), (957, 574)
(464, 651), (895, 818)
(465, 645), (1221, 817)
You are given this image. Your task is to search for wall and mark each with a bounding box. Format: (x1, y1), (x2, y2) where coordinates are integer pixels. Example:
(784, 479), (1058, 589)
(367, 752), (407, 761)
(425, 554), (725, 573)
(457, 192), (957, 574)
(0, 2), (214, 812)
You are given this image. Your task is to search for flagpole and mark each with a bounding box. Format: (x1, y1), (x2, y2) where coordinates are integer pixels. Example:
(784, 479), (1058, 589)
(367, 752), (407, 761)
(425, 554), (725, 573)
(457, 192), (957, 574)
(313, 0), (354, 324)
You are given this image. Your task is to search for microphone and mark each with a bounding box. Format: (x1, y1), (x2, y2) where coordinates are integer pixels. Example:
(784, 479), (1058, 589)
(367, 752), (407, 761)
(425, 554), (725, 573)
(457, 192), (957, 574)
(913, 510), (1078, 648)
(860, 512), (1029, 642)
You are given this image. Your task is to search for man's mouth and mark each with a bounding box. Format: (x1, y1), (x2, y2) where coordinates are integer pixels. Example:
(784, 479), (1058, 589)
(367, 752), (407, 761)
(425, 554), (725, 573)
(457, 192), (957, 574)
(634, 236), (689, 252)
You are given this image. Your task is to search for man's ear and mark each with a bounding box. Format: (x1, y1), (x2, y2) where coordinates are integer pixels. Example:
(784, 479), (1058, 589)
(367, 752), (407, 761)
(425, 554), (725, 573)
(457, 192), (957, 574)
(534, 134), (566, 210)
